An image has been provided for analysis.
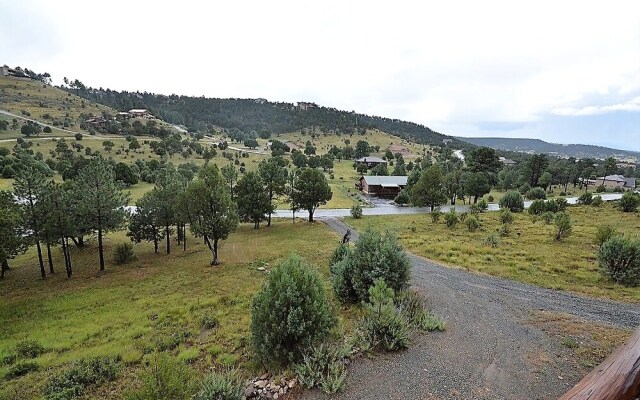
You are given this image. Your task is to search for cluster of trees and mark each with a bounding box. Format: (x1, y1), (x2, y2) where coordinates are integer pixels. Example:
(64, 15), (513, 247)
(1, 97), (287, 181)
(61, 82), (475, 149)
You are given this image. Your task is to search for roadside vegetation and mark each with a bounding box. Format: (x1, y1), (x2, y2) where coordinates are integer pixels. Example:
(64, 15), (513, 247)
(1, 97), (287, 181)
(346, 202), (640, 302)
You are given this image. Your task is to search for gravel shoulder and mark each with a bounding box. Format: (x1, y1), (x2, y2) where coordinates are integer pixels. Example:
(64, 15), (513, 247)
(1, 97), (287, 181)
(311, 218), (640, 400)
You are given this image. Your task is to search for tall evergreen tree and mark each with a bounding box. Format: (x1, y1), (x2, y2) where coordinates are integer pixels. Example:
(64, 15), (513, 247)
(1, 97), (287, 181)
(291, 168), (332, 222)
(236, 172), (271, 229)
(153, 165), (186, 254)
(411, 164), (447, 211)
(221, 164), (238, 201)
(72, 157), (130, 271)
(258, 157), (287, 227)
(13, 160), (48, 278)
(181, 165), (238, 265)
(128, 191), (163, 254)
(42, 182), (76, 278)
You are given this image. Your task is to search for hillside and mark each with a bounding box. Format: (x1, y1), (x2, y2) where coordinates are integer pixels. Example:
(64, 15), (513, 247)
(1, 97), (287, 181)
(458, 137), (640, 161)
(61, 84), (475, 150)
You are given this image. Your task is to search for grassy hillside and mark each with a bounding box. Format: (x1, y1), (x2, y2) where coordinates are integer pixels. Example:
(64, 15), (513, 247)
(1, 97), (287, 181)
(0, 77), (116, 133)
(0, 221), (342, 399)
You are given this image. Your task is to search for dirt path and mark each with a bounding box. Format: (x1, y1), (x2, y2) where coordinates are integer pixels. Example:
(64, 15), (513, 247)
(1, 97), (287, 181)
(313, 218), (640, 400)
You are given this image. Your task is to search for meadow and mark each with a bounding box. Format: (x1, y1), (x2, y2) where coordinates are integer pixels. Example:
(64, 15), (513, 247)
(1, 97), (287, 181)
(0, 221), (343, 399)
(346, 202), (640, 302)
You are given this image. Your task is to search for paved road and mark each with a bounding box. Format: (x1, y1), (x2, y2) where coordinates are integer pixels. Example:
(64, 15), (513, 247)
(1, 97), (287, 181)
(308, 218), (639, 400)
(274, 193), (625, 219)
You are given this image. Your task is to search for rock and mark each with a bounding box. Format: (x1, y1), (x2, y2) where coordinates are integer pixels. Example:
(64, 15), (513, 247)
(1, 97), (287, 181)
(255, 380), (267, 389)
(273, 393), (279, 400)
(244, 386), (256, 398)
(259, 373), (270, 380)
(288, 379), (297, 388)
(257, 267), (266, 272)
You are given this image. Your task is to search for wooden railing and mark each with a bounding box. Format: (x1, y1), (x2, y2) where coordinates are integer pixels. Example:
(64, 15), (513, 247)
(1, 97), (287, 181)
(560, 326), (640, 400)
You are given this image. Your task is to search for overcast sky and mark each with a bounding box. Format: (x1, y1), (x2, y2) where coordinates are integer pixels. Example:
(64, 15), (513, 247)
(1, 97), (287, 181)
(2, 0), (639, 150)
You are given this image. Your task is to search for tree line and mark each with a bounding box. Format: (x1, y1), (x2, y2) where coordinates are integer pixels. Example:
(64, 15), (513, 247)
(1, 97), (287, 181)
(0, 155), (333, 279)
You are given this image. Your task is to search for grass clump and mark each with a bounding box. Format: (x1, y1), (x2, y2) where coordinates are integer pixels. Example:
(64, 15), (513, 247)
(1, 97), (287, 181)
(358, 279), (409, 352)
(466, 215), (480, 231)
(44, 356), (120, 400)
(251, 255), (337, 367)
(499, 209), (513, 224)
(430, 208), (442, 223)
(595, 225), (618, 247)
(444, 209), (458, 228)
(5, 361), (39, 380)
(396, 290), (445, 331)
(295, 343), (347, 394)
(126, 353), (195, 400)
(199, 313), (219, 330)
(15, 340), (45, 359)
(484, 234), (499, 248)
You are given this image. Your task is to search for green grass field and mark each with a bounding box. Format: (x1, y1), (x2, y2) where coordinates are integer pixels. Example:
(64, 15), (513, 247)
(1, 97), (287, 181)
(0, 221), (343, 399)
(346, 202), (640, 302)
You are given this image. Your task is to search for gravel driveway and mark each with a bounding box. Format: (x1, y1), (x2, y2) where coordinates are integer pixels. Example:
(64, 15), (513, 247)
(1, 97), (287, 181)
(310, 218), (640, 400)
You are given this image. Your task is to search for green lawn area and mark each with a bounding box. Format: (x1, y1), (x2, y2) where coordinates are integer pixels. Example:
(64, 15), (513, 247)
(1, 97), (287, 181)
(346, 202), (640, 302)
(0, 221), (343, 399)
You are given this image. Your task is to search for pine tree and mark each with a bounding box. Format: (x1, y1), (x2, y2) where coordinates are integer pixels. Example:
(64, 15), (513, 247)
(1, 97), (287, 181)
(291, 168), (332, 222)
(181, 165), (238, 265)
(128, 191), (163, 254)
(42, 182), (76, 277)
(0, 191), (27, 279)
(236, 172), (271, 229)
(258, 157), (287, 227)
(152, 165), (186, 254)
(72, 157), (130, 271)
(13, 160), (49, 278)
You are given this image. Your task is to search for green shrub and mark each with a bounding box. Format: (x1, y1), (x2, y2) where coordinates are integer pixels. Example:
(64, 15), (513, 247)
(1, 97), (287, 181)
(542, 211), (555, 224)
(487, 195), (494, 202)
(549, 198), (568, 212)
(15, 340), (45, 359)
(330, 243), (351, 267)
(553, 211), (572, 241)
(577, 191), (593, 205)
(519, 183), (531, 194)
(444, 209), (458, 228)
(499, 209), (514, 224)
(359, 280), (409, 352)
(477, 199), (489, 211)
(528, 199), (546, 215)
(393, 190), (410, 205)
(74, 133), (83, 140)
(5, 361), (39, 380)
(252, 255), (337, 366)
(466, 215), (480, 231)
(350, 203), (363, 219)
(45, 356), (120, 400)
(295, 344), (347, 394)
(200, 314), (219, 330)
(499, 191), (524, 212)
(595, 184), (606, 193)
(468, 204), (481, 214)
(194, 371), (244, 400)
(498, 224), (510, 237)
(114, 242), (136, 265)
(459, 211), (468, 222)
(331, 228), (411, 303)
(430, 208), (441, 223)
(595, 225), (618, 247)
(395, 290), (445, 331)
(598, 236), (640, 286)
(126, 353), (195, 400)
(177, 348), (200, 365)
(526, 187), (547, 200)
(619, 191), (640, 212)
(484, 234), (499, 248)
(592, 195), (603, 207)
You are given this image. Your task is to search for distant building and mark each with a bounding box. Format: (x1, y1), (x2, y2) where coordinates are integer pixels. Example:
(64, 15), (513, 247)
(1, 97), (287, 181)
(128, 109), (154, 119)
(357, 175), (408, 197)
(85, 117), (108, 129)
(355, 156), (387, 168)
(254, 98), (267, 104)
(616, 161), (637, 170)
(499, 157), (517, 166)
(592, 175), (637, 190)
(295, 102), (318, 111)
(286, 142), (303, 151)
(442, 139), (452, 145)
(1, 65), (22, 78)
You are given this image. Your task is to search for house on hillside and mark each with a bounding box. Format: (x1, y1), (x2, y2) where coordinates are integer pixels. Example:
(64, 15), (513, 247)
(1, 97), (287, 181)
(355, 156), (387, 168)
(499, 157), (517, 166)
(388, 144), (411, 156)
(128, 109), (154, 119)
(286, 142), (302, 151)
(295, 102), (318, 111)
(85, 117), (107, 129)
(616, 161), (637, 170)
(1, 65), (24, 78)
(442, 139), (452, 145)
(357, 175), (408, 197)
